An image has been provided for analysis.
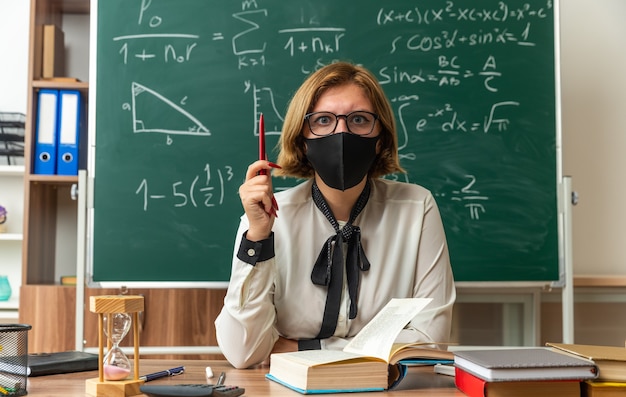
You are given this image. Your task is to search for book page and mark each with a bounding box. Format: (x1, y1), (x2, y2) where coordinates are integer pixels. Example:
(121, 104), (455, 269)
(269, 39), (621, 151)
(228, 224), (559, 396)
(343, 298), (432, 361)
(275, 349), (379, 367)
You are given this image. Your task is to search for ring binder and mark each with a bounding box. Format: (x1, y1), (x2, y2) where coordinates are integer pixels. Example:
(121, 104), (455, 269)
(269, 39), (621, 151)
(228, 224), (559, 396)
(56, 90), (83, 175)
(33, 89), (59, 175)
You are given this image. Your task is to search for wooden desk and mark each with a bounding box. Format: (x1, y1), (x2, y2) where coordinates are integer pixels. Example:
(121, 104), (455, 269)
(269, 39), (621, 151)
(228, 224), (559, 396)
(25, 359), (465, 396)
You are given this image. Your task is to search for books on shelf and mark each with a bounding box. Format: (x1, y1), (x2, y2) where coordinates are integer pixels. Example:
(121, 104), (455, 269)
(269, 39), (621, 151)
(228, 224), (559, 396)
(266, 298), (453, 394)
(547, 343), (626, 382)
(42, 25), (65, 79)
(453, 348), (598, 382)
(60, 275), (77, 286)
(455, 366), (582, 397)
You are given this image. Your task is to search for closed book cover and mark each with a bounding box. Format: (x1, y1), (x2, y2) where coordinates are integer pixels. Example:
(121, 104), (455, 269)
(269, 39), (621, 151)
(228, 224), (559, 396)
(548, 343), (626, 381)
(28, 351), (99, 376)
(582, 381), (626, 397)
(42, 25), (64, 78)
(455, 366), (581, 397)
(454, 348), (598, 382)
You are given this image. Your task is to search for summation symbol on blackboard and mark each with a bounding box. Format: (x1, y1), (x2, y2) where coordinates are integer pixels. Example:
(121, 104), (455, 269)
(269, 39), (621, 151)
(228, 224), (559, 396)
(129, 82), (210, 137)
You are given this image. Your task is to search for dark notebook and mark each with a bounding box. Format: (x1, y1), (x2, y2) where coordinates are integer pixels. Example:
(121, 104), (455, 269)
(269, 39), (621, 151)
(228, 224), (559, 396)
(28, 351), (99, 376)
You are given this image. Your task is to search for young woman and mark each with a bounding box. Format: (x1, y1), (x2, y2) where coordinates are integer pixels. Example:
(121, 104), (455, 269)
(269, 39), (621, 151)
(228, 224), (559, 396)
(215, 62), (455, 369)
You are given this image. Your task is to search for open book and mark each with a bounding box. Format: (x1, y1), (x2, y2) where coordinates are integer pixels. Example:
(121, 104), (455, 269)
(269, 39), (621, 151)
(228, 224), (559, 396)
(266, 298), (453, 394)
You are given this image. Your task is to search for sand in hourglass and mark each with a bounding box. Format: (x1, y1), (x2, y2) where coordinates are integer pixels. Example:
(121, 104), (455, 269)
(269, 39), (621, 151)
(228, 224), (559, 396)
(103, 312), (133, 381)
(104, 364), (131, 380)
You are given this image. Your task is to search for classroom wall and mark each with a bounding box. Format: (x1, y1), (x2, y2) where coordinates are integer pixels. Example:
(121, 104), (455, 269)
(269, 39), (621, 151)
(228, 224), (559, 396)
(0, 1), (29, 113)
(560, 0), (626, 276)
(1, 1), (623, 277)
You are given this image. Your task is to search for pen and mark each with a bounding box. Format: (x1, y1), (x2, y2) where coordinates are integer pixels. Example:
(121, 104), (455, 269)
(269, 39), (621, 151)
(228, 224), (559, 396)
(139, 366), (185, 382)
(259, 113), (266, 175)
(216, 371), (226, 386)
(258, 113), (278, 217)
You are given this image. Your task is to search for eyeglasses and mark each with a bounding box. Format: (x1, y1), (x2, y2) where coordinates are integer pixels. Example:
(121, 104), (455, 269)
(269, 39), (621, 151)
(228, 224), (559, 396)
(304, 111), (379, 136)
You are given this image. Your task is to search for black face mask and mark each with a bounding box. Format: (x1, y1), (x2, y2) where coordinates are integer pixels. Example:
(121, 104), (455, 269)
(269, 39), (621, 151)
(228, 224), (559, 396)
(305, 132), (379, 191)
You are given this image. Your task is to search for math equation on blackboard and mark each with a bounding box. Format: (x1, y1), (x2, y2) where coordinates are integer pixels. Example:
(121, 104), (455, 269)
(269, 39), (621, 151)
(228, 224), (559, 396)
(134, 164), (234, 211)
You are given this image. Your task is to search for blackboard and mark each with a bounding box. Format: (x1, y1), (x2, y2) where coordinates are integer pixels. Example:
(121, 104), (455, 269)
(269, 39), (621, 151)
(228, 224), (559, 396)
(91, 0), (560, 283)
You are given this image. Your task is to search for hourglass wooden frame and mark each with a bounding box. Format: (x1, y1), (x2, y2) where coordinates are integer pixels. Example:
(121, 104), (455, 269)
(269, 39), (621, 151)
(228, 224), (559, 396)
(86, 295), (145, 397)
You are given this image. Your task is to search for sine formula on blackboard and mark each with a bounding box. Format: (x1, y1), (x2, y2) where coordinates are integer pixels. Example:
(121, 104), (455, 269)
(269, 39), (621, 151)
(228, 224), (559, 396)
(90, 0), (560, 284)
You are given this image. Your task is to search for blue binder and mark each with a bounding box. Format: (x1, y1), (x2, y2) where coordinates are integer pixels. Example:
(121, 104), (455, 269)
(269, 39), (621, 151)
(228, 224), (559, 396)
(33, 89), (59, 174)
(56, 90), (84, 175)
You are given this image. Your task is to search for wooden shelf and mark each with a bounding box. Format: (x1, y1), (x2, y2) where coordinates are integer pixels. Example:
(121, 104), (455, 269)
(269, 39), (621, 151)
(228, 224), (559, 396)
(32, 79), (89, 94)
(574, 276), (626, 287)
(26, 173), (78, 184)
(51, 0), (89, 14)
(0, 296), (20, 310)
(0, 233), (23, 241)
(0, 165), (25, 176)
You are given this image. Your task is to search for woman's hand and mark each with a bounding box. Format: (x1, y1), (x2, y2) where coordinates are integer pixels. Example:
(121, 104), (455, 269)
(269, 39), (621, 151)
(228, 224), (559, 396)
(239, 160), (280, 241)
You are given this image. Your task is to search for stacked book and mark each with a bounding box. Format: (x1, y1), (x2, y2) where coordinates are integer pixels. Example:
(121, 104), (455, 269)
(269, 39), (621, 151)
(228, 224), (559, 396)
(454, 344), (626, 397)
(453, 347), (599, 397)
(548, 343), (626, 397)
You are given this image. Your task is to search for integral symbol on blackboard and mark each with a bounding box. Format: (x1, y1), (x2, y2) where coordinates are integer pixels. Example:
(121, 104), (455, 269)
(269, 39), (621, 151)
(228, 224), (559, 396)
(129, 82), (210, 136)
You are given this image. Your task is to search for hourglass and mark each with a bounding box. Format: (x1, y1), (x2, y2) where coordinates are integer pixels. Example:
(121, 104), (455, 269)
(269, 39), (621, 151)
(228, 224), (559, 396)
(86, 295), (144, 397)
(103, 312), (132, 380)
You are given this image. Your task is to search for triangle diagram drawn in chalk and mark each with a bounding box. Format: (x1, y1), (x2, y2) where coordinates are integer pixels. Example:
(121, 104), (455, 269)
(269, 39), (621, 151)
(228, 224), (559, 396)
(131, 82), (210, 136)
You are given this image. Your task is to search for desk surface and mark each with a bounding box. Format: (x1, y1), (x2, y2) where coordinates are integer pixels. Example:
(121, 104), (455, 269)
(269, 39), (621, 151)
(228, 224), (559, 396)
(26, 359), (464, 396)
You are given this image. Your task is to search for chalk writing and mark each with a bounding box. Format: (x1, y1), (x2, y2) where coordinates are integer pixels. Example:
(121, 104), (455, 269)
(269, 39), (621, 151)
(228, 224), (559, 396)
(134, 164), (234, 211)
(377, 3), (550, 26)
(249, 83), (284, 136)
(93, 0), (559, 283)
(451, 175), (489, 220)
(380, 54), (505, 92)
(127, 82), (210, 137)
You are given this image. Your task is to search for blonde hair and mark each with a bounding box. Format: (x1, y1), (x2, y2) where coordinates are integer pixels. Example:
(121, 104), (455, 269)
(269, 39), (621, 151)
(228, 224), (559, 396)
(274, 62), (405, 179)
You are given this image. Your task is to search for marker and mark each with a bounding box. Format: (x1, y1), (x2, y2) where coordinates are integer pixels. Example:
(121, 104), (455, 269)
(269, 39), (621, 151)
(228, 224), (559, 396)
(139, 366), (185, 382)
(216, 371), (226, 386)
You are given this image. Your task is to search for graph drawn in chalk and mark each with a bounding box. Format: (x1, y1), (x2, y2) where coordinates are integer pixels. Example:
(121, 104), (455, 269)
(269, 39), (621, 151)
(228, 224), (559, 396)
(252, 84), (283, 136)
(131, 82), (210, 136)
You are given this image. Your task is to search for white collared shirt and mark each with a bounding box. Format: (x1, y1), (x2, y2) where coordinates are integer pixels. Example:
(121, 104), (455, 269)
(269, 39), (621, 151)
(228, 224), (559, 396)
(215, 178), (456, 368)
